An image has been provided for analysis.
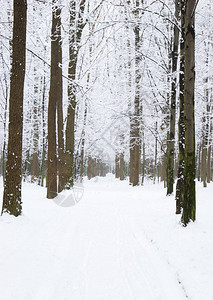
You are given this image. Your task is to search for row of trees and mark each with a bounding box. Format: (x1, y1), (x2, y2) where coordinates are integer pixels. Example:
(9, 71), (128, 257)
(0, 0), (212, 226)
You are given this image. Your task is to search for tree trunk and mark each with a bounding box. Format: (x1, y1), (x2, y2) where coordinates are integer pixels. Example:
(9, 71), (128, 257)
(120, 153), (125, 180)
(176, 0), (185, 214)
(167, 0), (180, 195)
(80, 101), (87, 181)
(47, 2), (62, 199)
(207, 108), (212, 183)
(65, 0), (86, 188)
(2, 0), (27, 216)
(31, 69), (39, 183)
(207, 145), (211, 183)
(130, 0), (141, 186)
(141, 133), (145, 185)
(115, 154), (120, 179)
(197, 143), (201, 181)
(87, 156), (92, 180)
(181, 0), (196, 225)
(56, 10), (65, 193)
(40, 71), (47, 187)
(153, 122), (158, 184)
(202, 146), (207, 187)
(2, 85), (9, 184)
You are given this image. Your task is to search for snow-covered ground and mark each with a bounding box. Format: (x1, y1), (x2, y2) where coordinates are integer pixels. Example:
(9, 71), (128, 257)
(1, 174), (213, 300)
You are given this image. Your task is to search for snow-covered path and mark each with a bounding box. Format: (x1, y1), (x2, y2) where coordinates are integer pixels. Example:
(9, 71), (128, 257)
(1, 175), (213, 300)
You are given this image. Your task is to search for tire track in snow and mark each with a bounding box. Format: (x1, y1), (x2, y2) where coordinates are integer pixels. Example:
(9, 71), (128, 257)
(134, 224), (190, 299)
(114, 203), (136, 300)
(113, 202), (187, 300)
(80, 199), (135, 300)
(48, 205), (101, 300)
(113, 202), (166, 300)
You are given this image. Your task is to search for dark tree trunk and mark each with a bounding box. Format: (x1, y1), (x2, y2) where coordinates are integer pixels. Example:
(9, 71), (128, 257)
(115, 154), (120, 179)
(202, 145), (207, 187)
(181, 0), (196, 225)
(196, 143), (201, 181)
(47, 2), (62, 199)
(31, 70), (39, 183)
(129, 0), (141, 186)
(40, 71), (47, 187)
(167, 0), (180, 195)
(2, 0), (27, 216)
(80, 101), (87, 181)
(65, 0), (86, 188)
(56, 10), (65, 193)
(87, 156), (92, 180)
(153, 122), (158, 184)
(141, 133), (145, 185)
(176, 0), (185, 214)
(120, 153), (125, 180)
(207, 145), (211, 183)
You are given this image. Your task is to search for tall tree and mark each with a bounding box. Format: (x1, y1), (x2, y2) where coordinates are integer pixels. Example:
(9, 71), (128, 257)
(166, 0), (180, 195)
(31, 68), (39, 183)
(47, 2), (62, 199)
(176, 0), (185, 214)
(40, 69), (47, 187)
(2, 0), (27, 216)
(56, 8), (64, 193)
(129, 0), (141, 186)
(65, 0), (86, 188)
(181, 0), (196, 225)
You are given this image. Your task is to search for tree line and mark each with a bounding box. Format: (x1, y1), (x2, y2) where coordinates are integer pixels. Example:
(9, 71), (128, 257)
(0, 0), (212, 226)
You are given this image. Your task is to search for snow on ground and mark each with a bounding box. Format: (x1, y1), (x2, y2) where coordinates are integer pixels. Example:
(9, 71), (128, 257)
(1, 174), (213, 300)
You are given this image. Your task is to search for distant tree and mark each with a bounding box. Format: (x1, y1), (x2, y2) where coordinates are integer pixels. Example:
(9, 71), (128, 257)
(31, 68), (39, 183)
(2, 0), (27, 216)
(115, 153), (120, 178)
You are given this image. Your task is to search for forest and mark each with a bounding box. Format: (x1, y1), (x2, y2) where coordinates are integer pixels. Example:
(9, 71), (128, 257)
(1, 0), (213, 299)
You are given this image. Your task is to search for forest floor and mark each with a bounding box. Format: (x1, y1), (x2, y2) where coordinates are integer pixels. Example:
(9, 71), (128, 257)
(1, 174), (213, 300)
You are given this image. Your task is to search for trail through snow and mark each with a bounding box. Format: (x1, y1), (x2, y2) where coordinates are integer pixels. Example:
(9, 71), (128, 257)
(1, 174), (213, 300)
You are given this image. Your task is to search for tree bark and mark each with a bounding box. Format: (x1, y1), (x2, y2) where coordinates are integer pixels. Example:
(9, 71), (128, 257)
(141, 135), (145, 185)
(176, 0), (185, 214)
(31, 69), (39, 183)
(65, 0), (86, 188)
(115, 154), (120, 179)
(40, 70), (47, 187)
(167, 0), (180, 195)
(56, 9), (65, 193)
(196, 143), (201, 181)
(130, 0), (141, 186)
(2, 0), (27, 216)
(80, 101), (87, 181)
(153, 122), (158, 184)
(181, 0), (196, 225)
(202, 145), (207, 187)
(120, 153), (125, 180)
(47, 2), (62, 199)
